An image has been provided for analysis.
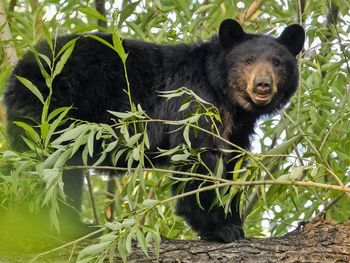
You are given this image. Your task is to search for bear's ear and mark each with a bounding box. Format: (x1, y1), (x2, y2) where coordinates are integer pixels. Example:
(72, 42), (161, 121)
(219, 19), (245, 48)
(277, 24), (305, 56)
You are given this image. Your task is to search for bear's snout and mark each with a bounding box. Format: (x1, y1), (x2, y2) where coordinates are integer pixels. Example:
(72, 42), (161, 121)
(253, 75), (273, 95)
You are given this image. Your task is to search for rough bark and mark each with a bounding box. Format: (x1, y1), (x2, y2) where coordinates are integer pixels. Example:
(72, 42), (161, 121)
(125, 218), (350, 263)
(0, 0), (18, 67)
(0, 218), (349, 262)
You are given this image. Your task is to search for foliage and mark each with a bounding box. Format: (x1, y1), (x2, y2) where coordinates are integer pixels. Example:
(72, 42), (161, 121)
(0, 0), (349, 261)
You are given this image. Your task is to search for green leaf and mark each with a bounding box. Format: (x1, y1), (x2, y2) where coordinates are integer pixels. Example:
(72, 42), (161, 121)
(117, 238), (128, 263)
(127, 133), (142, 146)
(113, 149), (127, 166)
(73, 25), (108, 33)
(53, 38), (77, 79)
(143, 131), (150, 149)
(78, 241), (110, 257)
(14, 121), (41, 143)
(15, 76), (44, 104)
(132, 146), (140, 161)
(38, 53), (52, 68)
(264, 135), (301, 155)
(87, 129), (95, 157)
(179, 100), (192, 112)
(108, 110), (135, 119)
(42, 23), (53, 51)
(171, 152), (190, 162)
(45, 107), (71, 147)
(112, 32), (127, 62)
(54, 148), (73, 168)
(183, 125), (191, 147)
(71, 126), (88, 157)
(125, 230), (134, 253)
(48, 107), (71, 122)
(104, 140), (119, 153)
(56, 37), (79, 58)
(52, 124), (86, 144)
(44, 148), (65, 168)
(79, 7), (107, 22)
(87, 34), (114, 50)
(214, 156), (224, 178)
(136, 229), (148, 256)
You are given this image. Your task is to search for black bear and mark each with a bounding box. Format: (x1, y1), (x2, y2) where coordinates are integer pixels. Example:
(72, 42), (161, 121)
(4, 19), (305, 242)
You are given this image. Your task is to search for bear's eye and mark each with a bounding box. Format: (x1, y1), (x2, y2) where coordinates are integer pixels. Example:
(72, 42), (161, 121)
(272, 57), (281, 67)
(245, 56), (255, 65)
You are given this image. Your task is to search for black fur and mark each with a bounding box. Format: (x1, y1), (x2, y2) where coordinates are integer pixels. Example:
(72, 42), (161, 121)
(4, 19), (305, 242)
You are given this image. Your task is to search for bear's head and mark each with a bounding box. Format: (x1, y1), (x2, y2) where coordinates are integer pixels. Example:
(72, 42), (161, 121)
(218, 19), (305, 114)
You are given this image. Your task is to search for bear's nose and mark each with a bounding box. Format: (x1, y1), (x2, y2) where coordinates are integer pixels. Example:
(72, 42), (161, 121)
(254, 76), (272, 94)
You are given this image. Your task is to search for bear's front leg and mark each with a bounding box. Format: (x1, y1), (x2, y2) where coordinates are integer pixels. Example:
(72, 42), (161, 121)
(173, 151), (245, 243)
(175, 185), (244, 243)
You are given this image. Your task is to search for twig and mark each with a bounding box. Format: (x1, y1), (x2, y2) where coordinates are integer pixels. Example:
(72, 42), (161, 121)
(29, 228), (105, 263)
(85, 170), (99, 224)
(63, 165), (350, 194)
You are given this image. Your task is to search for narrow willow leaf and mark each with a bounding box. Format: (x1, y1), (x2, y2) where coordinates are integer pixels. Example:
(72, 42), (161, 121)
(87, 129), (95, 157)
(73, 25), (107, 33)
(53, 38), (77, 79)
(264, 135), (300, 155)
(125, 230), (134, 253)
(71, 127), (88, 157)
(47, 106), (71, 122)
(53, 124), (86, 144)
(127, 133), (142, 146)
(171, 152), (190, 162)
(112, 32), (127, 62)
(87, 34), (114, 50)
(136, 229), (148, 256)
(132, 146), (140, 161)
(78, 241), (110, 257)
(15, 76), (44, 104)
(42, 185), (55, 206)
(155, 145), (180, 158)
(117, 238), (128, 263)
(143, 131), (150, 149)
(183, 125), (191, 147)
(108, 110), (135, 119)
(104, 140), (119, 153)
(45, 107), (71, 147)
(233, 157), (244, 181)
(41, 120), (49, 141)
(113, 149), (127, 166)
(79, 7), (107, 21)
(44, 148), (65, 168)
(14, 121), (41, 143)
(54, 148), (73, 168)
(38, 53), (52, 68)
(93, 152), (107, 166)
(43, 23), (53, 51)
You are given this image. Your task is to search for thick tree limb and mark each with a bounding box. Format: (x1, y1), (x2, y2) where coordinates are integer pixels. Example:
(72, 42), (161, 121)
(125, 218), (350, 262)
(0, 0), (18, 67)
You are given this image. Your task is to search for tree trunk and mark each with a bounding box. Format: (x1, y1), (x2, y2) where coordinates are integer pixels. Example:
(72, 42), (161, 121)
(127, 218), (350, 262)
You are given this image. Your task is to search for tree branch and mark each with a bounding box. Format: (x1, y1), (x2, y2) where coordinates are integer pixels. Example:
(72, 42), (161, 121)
(0, 0), (18, 67)
(240, 0), (264, 24)
(124, 218), (350, 262)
